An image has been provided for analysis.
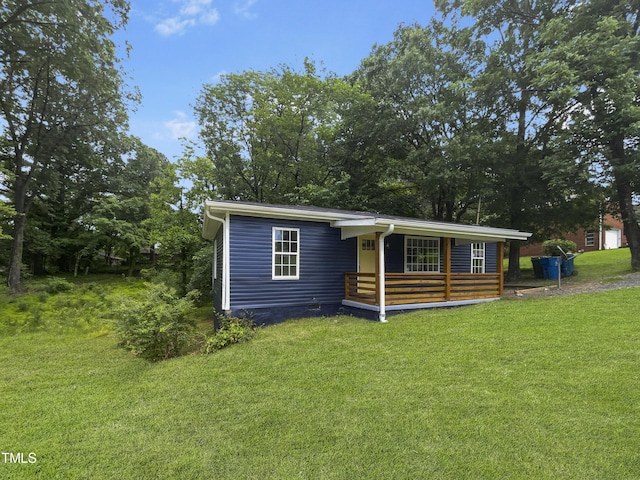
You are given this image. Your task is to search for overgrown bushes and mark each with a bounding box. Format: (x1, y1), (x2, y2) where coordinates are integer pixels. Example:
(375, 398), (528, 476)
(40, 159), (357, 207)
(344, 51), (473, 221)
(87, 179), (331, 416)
(542, 239), (577, 256)
(201, 315), (256, 354)
(139, 244), (213, 305)
(112, 283), (199, 362)
(112, 282), (256, 361)
(1, 274), (256, 359)
(44, 277), (74, 294)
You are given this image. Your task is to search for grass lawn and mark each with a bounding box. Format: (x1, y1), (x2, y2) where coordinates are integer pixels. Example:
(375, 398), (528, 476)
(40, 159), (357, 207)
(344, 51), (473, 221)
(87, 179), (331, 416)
(1, 254), (639, 479)
(508, 247), (634, 286)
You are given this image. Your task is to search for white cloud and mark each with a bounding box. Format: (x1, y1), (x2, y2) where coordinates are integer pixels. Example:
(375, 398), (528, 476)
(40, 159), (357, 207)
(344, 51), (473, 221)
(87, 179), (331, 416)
(155, 16), (196, 36)
(180, 0), (211, 16)
(234, 0), (258, 19)
(164, 112), (197, 140)
(200, 9), (220, 25)
(154, 0), (220, 36)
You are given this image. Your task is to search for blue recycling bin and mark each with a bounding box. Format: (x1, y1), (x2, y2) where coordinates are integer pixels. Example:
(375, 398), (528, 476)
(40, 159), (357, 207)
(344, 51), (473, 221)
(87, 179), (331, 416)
(561, 257), (575, 277)
(544, 256), (561, 279)
(538, 257), (549, 278)
(531, 257), (544, 279)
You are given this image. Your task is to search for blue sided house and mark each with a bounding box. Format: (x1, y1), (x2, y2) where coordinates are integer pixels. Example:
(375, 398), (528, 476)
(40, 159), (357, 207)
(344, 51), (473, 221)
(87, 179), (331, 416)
(202, 201), (531, 324)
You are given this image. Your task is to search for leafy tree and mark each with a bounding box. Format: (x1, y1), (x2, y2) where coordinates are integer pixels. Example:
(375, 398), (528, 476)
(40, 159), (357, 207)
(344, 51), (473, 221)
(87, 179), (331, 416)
(531, 0), (640, 269)
(436, 0), (602, 280)
(177, 143), (218, 211)
(186, 244), (213, 305)
(353, 21), (495, 221)
(313, 89), (391, 213)
(112, 138), (169, 201)
(17, 142), (116, 275)
(0, 201), (14, 240)
(146, 162), (205, 295)
(85, 140), (169, 276)
(0, 0), (137, 291)
(192, 60), (366, 208)
(85, 195), (149, 274)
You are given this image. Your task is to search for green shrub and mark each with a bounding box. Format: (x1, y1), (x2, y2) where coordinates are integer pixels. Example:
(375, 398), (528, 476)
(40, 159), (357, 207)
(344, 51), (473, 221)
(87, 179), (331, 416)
(542, 239), (577, 256)
(201, 315), (256, 354)
(86, 282), (98, 291)
(140, 268), (183, 294)
(187, 245), (213, 305)
(44, 277), (74, 294)
(17, 301), (30, 312)
(112, 283), (199, 362)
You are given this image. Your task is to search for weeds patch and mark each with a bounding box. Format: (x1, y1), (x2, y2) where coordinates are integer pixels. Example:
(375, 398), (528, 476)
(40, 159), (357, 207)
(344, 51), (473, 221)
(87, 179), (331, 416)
(0, 276), (145, 336)
(201, 315), (256, 353)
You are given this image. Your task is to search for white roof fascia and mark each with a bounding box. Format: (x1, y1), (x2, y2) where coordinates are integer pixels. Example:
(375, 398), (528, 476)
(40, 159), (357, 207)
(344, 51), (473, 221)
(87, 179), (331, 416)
(331, 218), (377, 227)
(203, 201), (531, 242)
(387, 224), (529, 242)
(205, 200), (361, 222)
(203, 200), (362, 239)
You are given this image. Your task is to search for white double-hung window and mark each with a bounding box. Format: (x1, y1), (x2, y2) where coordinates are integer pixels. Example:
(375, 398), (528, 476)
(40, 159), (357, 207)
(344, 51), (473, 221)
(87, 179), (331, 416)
(272, 227), (299, 279)
(471, 242), (486, 273)
(585, 230), (595, 247)
(405, 236), (440, 272)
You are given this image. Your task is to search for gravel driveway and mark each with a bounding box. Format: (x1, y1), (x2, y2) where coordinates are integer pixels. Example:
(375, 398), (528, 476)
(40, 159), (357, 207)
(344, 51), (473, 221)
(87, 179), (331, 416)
(505, 271), (640, 298)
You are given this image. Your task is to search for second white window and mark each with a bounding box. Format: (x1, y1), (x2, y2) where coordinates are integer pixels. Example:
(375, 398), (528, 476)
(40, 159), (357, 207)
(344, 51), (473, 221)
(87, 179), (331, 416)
(273, 227), (299, 279)
(471, 242), (485, 274)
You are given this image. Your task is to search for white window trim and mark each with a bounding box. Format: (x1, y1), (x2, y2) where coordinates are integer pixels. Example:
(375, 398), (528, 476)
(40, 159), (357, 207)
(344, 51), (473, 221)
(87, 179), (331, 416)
(404, 236), (440, 273)
(585, 230), (595, 247)
(471, 242), (486, 274)
(272, 227), (300, 280)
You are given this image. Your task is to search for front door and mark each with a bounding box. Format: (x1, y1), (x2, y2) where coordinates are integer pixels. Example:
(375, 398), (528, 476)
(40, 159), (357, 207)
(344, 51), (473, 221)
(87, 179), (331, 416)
(358, 235), (376, 299)
(358, 235), (376, 273)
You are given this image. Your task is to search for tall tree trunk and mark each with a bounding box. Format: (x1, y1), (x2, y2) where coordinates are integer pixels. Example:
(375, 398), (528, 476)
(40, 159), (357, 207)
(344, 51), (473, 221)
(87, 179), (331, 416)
(610, 137), (640, 270)
(74, 252), (82, 277)
(8, 211), (26, 292)
(505, 88), (530, 282)
(7, 174), (31, 292)
(506, 240), (522, 282)
(616, 180), (640, 270)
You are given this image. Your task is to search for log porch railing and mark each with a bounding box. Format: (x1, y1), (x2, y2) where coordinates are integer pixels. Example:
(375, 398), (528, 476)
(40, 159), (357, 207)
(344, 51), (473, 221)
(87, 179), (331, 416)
(344, 272), (502, 306)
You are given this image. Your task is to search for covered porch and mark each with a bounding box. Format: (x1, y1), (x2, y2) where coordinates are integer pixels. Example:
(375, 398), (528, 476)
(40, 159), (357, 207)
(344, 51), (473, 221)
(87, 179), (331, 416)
(331, 217), (518, 321)
(344, 271), (503, 307)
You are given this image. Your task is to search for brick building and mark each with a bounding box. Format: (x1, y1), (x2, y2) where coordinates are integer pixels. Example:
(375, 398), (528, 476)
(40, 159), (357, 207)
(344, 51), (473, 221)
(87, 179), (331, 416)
(520, 214), (627, 257)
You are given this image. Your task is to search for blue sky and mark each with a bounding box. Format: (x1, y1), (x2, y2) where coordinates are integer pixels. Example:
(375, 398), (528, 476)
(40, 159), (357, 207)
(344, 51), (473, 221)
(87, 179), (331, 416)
(118, 0), (438, 160)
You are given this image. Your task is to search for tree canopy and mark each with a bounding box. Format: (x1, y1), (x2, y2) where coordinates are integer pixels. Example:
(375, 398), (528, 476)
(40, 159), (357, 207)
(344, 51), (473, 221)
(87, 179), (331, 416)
(1, 0), (137, 290)
(191, 60), (372, 209)
(351, 21), (493, 222)
(3, 0), (640, 288)
(432, 0), (608, 278)
(529, 0), (640, 268)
